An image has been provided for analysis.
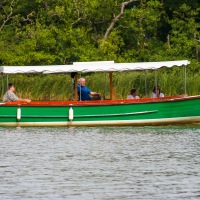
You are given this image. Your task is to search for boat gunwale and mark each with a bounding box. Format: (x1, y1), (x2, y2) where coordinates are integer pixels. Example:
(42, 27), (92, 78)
(1, 95), (200, 107)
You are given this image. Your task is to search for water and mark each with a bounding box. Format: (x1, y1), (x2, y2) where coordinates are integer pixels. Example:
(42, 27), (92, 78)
(1, 126), (200, 200)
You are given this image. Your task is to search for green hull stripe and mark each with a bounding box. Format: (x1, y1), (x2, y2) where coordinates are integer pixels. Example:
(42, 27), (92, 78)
(0, 110), (158, 118)
(75, 110), (158, 118)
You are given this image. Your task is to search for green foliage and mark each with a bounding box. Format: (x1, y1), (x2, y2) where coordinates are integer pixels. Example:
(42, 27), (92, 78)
(98, 31), (124, 61)
(0, 0), (200, 100)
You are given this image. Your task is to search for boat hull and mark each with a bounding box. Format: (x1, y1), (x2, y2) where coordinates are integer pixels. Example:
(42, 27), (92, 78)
(0, 95), (200, 127)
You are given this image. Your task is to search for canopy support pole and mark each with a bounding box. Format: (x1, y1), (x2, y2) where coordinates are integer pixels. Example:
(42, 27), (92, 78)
(104, 72), (107, 100)
(6, 75), (8, 88)
(74, 74), (78, 101)
(154, 70), (157, 87)
(109, 72), (113, 100)
(79, 73), (82, 101)
(184, 65), (187, 94)
(145, 70), (147, 97)
(1, 75), (4, 99)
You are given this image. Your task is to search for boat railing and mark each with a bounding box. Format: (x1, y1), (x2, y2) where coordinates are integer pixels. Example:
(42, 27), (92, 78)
(1, 94), (197, 107)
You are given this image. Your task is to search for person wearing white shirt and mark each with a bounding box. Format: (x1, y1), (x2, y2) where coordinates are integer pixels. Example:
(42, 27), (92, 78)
(151, 86), (164, 98)
(127, 88), (140, 99)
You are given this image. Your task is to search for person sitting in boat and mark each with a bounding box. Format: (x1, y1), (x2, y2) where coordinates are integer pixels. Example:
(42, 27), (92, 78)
(127, 88), (140, 99)
(3, 83), (31, 103)
(151, 86), (164, 98)
(78, 78), (101, 101)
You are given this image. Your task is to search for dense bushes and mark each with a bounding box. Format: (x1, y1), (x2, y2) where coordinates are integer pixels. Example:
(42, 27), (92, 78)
(0, 0), (199, 99)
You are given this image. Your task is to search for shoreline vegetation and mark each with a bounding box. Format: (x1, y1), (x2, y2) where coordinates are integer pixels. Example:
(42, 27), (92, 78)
(0, 0), (200, 100)
(1, 66), (199, 101)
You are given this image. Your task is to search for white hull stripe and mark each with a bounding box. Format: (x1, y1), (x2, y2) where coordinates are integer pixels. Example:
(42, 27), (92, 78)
(0, 116), (199, 127)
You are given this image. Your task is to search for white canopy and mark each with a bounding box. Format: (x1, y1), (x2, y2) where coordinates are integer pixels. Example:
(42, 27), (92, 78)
(0, 60), (190, 74)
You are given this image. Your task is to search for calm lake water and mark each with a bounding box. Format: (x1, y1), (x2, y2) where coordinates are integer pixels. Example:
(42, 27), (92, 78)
(0, 126), (200, 200)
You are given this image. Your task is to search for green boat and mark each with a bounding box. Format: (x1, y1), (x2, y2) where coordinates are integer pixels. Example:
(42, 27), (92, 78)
(0, 60), (199, 127)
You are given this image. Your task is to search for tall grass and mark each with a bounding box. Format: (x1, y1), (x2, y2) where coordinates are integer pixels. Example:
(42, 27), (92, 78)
(0, 67), (199, 101)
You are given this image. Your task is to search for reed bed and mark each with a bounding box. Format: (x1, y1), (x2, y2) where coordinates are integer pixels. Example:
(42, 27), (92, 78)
(0, 67), (199, 101)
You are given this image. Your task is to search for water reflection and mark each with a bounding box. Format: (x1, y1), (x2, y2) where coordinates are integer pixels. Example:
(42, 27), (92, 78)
(0, 126), (200, 199)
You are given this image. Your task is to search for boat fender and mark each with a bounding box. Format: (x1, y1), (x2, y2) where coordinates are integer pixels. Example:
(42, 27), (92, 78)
(17, 107), (21, 121)
(69, 105), (74, 121)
